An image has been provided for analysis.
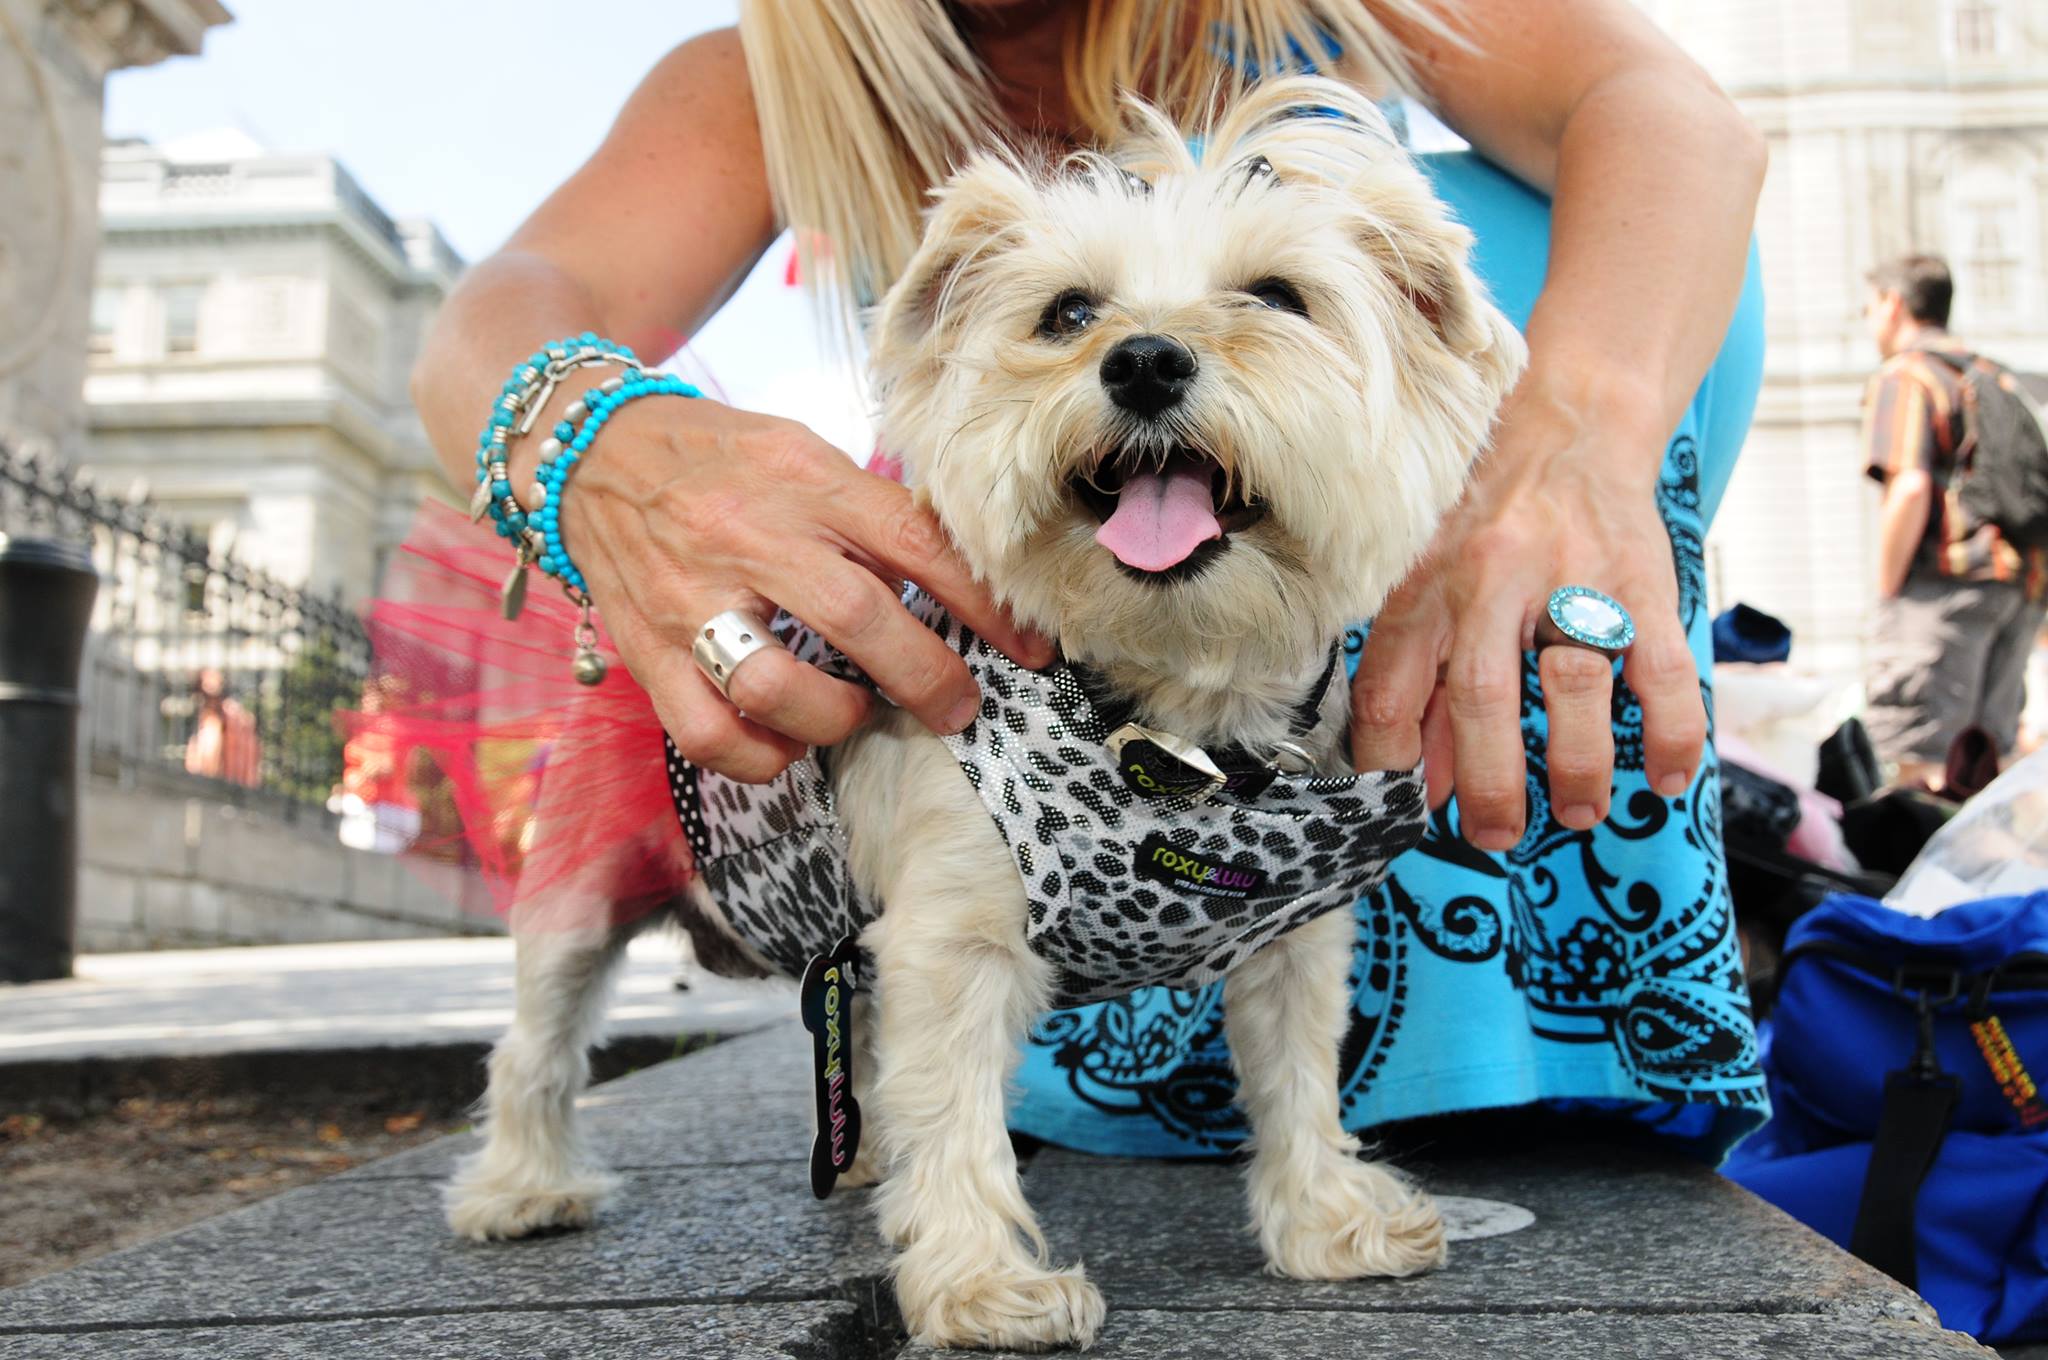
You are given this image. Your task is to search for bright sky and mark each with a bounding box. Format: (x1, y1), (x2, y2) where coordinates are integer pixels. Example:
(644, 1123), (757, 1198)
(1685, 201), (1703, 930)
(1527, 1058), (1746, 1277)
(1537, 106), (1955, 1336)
(103, 0), (878, 456)
(101, 3), (1466, 459)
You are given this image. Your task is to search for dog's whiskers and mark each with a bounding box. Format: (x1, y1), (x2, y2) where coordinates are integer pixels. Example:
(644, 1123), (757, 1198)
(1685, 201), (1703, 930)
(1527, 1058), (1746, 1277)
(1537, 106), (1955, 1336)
(933, 403), (1011, 479)
(979, 443), (1026, 516)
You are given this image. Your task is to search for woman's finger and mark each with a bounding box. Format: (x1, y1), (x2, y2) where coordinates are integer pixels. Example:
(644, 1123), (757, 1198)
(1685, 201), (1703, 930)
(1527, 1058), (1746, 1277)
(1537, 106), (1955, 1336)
(623, 630), (808, 784)
(1538, 645), (1617, 829)
(1350, 602), (1442, 773)
(1445, 581), (1536, 851)
(586, 469), (980, 744)
(579, 540), (810, 783)
(1421, 686), (1455, 809)
(577, 493), (897, 754)
(720, 643), (875, 748)
(828, 475), (1054, 671)
(755, 548), (986, 735)
(1622, 602), (1707, 797)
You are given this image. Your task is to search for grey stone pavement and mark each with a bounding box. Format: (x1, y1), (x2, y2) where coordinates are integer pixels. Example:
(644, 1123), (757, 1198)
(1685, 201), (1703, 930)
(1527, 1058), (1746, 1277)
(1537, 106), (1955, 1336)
(0, 1021), (2001, 1358)
(0, 935), (795, 1065)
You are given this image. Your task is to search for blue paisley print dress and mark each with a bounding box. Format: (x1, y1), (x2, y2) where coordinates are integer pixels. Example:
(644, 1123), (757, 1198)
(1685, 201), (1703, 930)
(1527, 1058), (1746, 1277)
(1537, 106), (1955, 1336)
(1005, 150), (1771, 1161)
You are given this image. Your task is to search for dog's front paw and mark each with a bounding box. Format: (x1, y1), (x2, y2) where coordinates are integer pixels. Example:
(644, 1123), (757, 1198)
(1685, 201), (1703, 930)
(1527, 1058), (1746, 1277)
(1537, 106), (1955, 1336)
(897, 1251), (1105, 1352)
(1254, 1157), (1446, 1281)
(444, 1157), (619, 1241)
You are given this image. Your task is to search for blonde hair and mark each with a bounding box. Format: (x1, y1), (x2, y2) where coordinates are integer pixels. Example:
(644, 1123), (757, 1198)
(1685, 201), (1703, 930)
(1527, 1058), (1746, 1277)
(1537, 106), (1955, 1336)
(739, 0), (1460, 334)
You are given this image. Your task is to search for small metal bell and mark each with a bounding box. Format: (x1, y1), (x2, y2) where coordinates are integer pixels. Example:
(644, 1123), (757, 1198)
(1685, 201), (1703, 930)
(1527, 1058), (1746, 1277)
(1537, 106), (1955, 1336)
(571, 599), (606, 686)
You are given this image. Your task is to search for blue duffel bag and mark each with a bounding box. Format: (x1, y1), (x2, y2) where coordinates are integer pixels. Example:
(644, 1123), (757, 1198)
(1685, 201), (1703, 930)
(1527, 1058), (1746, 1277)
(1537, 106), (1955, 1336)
(1724, 891), (2048, 1343)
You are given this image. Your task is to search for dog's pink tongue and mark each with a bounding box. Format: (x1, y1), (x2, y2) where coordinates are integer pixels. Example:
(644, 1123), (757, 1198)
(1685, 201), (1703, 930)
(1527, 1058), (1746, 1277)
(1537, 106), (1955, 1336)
(1095, 463), (1223, 572)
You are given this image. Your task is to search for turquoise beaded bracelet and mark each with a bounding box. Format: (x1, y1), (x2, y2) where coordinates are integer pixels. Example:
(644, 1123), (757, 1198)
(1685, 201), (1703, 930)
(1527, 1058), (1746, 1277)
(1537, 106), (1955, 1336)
(471, 333), (638, 540)
(471, 333), (699, 684)
(533, 371), (704, 596)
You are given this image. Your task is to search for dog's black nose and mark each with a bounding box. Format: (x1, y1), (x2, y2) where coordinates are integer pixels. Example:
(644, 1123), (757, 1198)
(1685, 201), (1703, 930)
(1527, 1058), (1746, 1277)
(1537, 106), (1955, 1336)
(1100, 334), (1196, 416)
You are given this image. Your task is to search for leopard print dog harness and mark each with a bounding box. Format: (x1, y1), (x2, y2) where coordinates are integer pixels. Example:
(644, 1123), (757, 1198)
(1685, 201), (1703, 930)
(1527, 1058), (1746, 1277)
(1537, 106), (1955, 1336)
(666, 594), (1427, 1009)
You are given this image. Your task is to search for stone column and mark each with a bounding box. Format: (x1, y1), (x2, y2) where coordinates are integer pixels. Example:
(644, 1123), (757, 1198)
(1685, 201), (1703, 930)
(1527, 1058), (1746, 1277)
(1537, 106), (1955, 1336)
(0, 0), (229, 455)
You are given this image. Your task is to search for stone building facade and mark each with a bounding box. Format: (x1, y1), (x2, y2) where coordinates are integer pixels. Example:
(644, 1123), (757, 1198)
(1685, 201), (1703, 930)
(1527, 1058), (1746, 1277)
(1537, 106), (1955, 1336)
(1640, 0), (2048, 684)
(0, 0), (228, 456)
(64, 138), (482, 950)
(3, 6), (495, 953)
(82, 134), (463, 599)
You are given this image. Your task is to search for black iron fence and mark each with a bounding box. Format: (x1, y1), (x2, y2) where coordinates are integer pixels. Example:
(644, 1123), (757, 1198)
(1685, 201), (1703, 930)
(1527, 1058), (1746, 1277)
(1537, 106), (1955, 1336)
(0, 440), (370, 814)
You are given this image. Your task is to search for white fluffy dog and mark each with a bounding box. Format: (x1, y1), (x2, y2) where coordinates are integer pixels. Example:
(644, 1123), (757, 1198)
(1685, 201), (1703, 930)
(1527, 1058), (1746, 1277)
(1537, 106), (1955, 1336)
(447, 75), (1523, 1353)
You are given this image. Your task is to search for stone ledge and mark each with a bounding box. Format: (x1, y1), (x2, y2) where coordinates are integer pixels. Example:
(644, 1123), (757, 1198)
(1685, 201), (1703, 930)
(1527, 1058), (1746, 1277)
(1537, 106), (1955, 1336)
(1011, 1147), (1920, 1322)
(0, 1301), (868, 1360)
(1, 1033), (696, 1116)
(898, 1312), (1987, 1359)
(0, 1023), (1996, 1358)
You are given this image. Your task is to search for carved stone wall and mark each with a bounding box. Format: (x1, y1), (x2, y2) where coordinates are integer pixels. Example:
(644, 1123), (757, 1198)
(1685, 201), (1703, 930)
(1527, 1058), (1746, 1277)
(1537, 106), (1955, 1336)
(0, 0), (227, 455)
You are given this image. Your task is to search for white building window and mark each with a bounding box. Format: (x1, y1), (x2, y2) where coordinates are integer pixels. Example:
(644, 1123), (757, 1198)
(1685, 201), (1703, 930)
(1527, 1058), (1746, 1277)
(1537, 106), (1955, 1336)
(1964, 203), (2020, 314)
(163, 283), (206, 356)
(1945, 149), (2037, 326)
(90, 287), (122, 358)
(1947, 0), (2004, 58)
(327, 293), (383, 377)
(245, 278), (298, 352)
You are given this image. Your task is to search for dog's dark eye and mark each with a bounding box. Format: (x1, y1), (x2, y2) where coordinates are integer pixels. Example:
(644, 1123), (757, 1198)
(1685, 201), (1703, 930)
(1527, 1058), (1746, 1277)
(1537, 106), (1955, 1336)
(1246, 278), (1308, 317)
(1038, 291), (1098, 338)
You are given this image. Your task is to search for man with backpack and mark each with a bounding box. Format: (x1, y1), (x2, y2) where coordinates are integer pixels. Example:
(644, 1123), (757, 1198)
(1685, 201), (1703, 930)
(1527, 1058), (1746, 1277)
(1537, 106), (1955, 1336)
(1861, 253), (2048, 788)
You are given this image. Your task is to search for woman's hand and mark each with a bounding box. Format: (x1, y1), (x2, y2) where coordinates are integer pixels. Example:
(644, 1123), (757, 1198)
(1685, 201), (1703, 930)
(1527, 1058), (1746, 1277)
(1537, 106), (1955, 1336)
(557, 395), (1052, 783)
(406, 34), (1044, 787)
(1354, 0), (1761, 851)
(1350, 374), (1706, 850)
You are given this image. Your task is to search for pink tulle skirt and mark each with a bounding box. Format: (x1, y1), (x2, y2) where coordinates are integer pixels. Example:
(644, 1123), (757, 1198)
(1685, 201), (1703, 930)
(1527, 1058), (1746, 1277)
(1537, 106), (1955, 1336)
(344, 499), (689, 931)
(348, 421), (895, 932)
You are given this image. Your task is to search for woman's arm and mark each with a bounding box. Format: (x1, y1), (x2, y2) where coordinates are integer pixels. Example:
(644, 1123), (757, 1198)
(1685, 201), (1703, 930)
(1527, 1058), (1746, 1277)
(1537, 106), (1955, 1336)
(1401, 0), (1766, 435)
(1354, 0), (1766, 847)
(413, 30), (1047, 783)
(414, 30), (777, 493)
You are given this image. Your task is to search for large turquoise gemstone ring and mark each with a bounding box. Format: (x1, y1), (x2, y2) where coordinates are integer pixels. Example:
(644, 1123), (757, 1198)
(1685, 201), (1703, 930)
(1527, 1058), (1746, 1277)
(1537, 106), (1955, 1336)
(1536, 585), (1636, 657)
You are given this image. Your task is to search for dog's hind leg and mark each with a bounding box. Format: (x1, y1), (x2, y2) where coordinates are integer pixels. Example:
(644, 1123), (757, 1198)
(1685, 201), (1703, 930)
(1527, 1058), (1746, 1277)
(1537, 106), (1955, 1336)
(1225, 909), (1446, 1279)
(445, 913), (639, 1241)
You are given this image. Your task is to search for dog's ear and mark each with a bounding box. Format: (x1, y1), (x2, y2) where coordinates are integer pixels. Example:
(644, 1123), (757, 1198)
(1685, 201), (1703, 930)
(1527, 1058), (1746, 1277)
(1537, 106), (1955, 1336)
(1358, 200), (1486, 357)
(872, 155), (1038, 379)
(1201, 76), (1516, 391)
(1353, 188), (1525, 404)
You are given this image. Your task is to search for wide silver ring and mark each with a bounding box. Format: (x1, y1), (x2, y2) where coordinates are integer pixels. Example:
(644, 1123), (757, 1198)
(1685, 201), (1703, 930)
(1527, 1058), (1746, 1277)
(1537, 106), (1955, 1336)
(692, 610), (778, 700)
(1534, 585), (1636, 657)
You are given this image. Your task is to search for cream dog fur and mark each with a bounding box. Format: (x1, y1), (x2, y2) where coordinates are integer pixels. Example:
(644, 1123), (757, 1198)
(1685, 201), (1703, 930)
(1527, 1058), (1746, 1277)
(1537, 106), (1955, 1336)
(447, 75), (1523, 1353)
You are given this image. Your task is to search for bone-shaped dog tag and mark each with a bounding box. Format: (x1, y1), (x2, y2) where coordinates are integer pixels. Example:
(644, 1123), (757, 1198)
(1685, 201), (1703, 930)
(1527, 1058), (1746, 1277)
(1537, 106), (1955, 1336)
(799, 934), (864, 1200)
